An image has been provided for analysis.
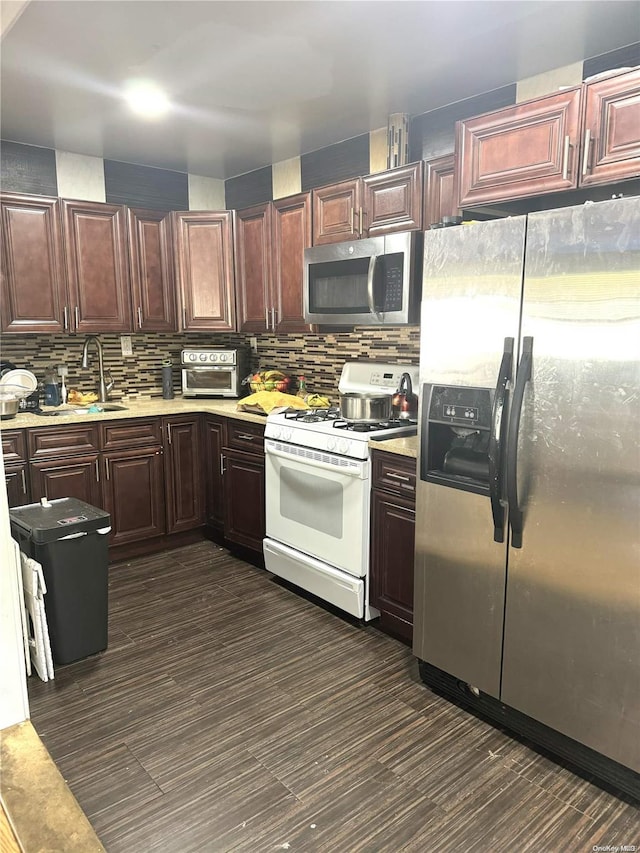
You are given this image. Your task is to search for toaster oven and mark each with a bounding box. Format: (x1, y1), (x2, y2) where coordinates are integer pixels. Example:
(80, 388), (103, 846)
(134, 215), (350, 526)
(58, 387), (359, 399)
(181, 348), (249, 398)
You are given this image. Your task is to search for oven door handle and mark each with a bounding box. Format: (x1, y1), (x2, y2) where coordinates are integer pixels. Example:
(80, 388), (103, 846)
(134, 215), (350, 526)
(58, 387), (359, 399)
(265, 445), (365, 477)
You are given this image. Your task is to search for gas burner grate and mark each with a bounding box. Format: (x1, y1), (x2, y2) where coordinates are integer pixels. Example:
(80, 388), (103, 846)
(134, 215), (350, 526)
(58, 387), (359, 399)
(333, 418), (418, 432)
(283, 407), (340, 422)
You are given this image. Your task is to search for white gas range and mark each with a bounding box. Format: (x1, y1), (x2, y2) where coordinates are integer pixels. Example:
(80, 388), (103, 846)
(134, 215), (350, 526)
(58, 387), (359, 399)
(263, 361), (419, 621)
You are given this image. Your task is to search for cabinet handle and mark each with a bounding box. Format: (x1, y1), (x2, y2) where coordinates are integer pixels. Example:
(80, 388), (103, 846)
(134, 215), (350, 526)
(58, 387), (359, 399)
(182, 307), (187, 329)
(237, 433), (255, 441)
(167, 423), (172, 444)
(75, 305), (80, 330)
(63, 305), (69, 331)
(271, 306), (276, 330)
(581, 128), (592, 177)
(359, 206), (364, 235)
(137, 306), (143, 328)
(350, 207), (354, 234)
(386, 472), (411, 482)
(265, 307), (270, 330)
(21, 469), (27, 495)
(105, 457), (110, 480)
(220, 455), (226, 476)
(561, 135), (572, 181)
(95, 459), (100, 483)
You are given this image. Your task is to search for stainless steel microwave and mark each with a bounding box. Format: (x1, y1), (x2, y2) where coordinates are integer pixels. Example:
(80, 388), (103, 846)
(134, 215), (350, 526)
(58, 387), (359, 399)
(181, 348), (249, 398)
(303, 231), (423, 326)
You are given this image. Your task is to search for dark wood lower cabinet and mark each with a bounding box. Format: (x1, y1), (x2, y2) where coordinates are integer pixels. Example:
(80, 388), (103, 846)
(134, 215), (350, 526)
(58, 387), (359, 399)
(29, 454), (102, 507)
(222, 448), (265, 553)
(163, 416), (204, 534)
(204, 416), (225, 532)
(5, 463), (30, 508)
(102, 447), (165, 546)
(370, 450), (417, 645)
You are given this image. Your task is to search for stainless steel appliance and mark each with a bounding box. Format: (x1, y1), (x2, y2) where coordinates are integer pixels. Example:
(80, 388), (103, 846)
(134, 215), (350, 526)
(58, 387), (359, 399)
(263, 361), (419, 620)
(303, 231), (422, 326)
(181, 348), (248, 398)
(413, 196), (640, 797)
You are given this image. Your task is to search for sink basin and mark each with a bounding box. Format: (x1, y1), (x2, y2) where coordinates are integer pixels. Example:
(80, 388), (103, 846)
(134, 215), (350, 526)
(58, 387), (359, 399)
(70, 404), (128, 414)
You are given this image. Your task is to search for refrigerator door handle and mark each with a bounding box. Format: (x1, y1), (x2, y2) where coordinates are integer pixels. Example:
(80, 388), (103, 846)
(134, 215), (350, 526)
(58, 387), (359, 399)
(488, 337), (514, 543)
(507, 336), (533, 549)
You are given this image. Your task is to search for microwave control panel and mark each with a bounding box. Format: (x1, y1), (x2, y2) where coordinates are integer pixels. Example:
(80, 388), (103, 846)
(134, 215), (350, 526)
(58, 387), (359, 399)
(380, 253), (404, 312)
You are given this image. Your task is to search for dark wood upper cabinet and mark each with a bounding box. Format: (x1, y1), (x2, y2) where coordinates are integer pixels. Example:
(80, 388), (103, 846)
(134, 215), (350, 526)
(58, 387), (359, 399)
(234, 203), (273, 334)
(312, 179), (361, 245)
(456, 88), (582, 207)
(272, 192), (313, 333)
(456, 69), (640, 207)
(1, 193), (66, 334)
(61, 199), (132, 333)
(312, 166), (423, 245)
(361, 162), (423, 237)
(423, 154), (457, 229)
(172, 211), (236, 332)
(127, 208), (177, 332)
(580, 67), (640, 187)
(235, 194), (313, 334)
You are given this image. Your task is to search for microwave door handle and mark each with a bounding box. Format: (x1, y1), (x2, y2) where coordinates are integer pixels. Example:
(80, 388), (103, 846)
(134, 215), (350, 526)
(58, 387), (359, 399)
(367, 255), (380, 317)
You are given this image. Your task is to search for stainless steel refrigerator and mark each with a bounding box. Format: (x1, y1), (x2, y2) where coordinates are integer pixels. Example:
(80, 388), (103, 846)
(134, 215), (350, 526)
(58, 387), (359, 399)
(413, 196), (640, 796)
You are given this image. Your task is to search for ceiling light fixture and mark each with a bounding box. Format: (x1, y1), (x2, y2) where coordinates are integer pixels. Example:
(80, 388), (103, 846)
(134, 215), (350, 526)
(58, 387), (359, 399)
(124, 79), (170, 118)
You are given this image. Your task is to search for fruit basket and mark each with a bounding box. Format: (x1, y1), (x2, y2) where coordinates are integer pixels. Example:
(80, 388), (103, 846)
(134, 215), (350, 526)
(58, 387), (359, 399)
(245, 370), (291, 393)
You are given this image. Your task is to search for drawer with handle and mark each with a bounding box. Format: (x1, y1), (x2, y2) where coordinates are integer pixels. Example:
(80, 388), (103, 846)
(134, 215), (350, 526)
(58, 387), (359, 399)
(371, 450), (417, 499)
(224, 419), (265, 455)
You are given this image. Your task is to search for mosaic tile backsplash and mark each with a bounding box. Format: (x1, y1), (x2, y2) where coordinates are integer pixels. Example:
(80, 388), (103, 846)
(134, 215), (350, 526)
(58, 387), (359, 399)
(0, 328), (420, 404)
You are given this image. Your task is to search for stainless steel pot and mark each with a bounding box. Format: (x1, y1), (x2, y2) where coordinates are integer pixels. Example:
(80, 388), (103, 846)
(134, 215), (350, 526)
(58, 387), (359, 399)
(0, 394), (20, 420)
(339, 392), (392, 423)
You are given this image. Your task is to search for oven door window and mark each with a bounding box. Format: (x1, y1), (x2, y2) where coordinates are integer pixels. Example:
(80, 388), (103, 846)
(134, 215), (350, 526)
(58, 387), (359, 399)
(265, 447), (369, 578)
(184, 368), (233, 392)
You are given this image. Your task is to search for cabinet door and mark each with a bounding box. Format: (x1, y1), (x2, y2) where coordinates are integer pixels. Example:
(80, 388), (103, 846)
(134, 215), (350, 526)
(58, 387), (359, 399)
(30, 454), (102, 507)
(173, 211), (236, 332)
(370, 489), (416, 644)
(423, 155), (457, 229)
(204, 416), (225, 530)
(102, 448), (165, 546)
(362, 162), (423, 237)
(62, 199), (132, 333)
(1, 193), (66, 333)
(164, 416), (204, 533)
(580, 68), (640, 187)
(5, 463), (30, 508)
(222, 449), (265, 552)
(127, 208), (177, 332)
(272, 192), (314, 333)
(312, 179), (361, 245)
(234, 204), (272, 334)
(456, 88), (582, 207)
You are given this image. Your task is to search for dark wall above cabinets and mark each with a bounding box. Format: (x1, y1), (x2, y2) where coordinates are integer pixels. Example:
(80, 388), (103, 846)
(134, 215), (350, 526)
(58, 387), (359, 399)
(104, 160), (188, 211)
(0, 141), (58, 196)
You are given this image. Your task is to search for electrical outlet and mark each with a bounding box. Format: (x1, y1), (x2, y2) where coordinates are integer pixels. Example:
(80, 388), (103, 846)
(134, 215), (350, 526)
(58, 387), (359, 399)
(121, 335), (133, 357)
(249, 336), (258, 353)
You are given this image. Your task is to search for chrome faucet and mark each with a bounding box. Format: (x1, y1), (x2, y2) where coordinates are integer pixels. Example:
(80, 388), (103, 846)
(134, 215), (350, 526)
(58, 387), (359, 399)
(81, 335), (112, 402)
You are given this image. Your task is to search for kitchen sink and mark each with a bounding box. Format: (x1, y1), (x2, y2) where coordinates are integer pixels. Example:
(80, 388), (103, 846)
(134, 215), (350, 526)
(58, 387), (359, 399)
(32, 403), (128, 416)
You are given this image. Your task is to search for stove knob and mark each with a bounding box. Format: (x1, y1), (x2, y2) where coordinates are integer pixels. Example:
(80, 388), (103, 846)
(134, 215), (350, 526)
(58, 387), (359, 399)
(338, 438), (350, 455)
(199, 353), (208, 362)
(283, 428), (293, 442)
(327, 436), (337, 452)
(272, 426), (282, 440)
(188, 353), (197, 362)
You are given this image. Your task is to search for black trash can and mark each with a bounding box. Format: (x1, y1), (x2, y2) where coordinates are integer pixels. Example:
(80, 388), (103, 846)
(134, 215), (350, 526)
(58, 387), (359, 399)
(10, 497), (111, 665)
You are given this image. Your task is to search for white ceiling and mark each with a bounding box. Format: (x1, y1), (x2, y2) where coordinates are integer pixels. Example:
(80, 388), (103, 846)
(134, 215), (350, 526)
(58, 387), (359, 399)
(1, 1), (638, 180)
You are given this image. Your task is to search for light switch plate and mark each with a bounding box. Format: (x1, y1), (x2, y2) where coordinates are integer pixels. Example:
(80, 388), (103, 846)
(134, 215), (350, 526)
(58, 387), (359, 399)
(120, 335), (133, 357)
(249, 336), (258, 353)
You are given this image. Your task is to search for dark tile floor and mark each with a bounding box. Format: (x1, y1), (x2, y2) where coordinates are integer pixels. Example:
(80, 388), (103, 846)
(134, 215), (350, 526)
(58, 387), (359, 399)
(28, 541), (638, 852)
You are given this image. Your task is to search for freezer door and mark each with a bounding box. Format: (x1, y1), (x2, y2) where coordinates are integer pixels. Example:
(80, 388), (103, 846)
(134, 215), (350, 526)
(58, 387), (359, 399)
(413, 217), (525, 697)
(501, 197), (640, 771)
